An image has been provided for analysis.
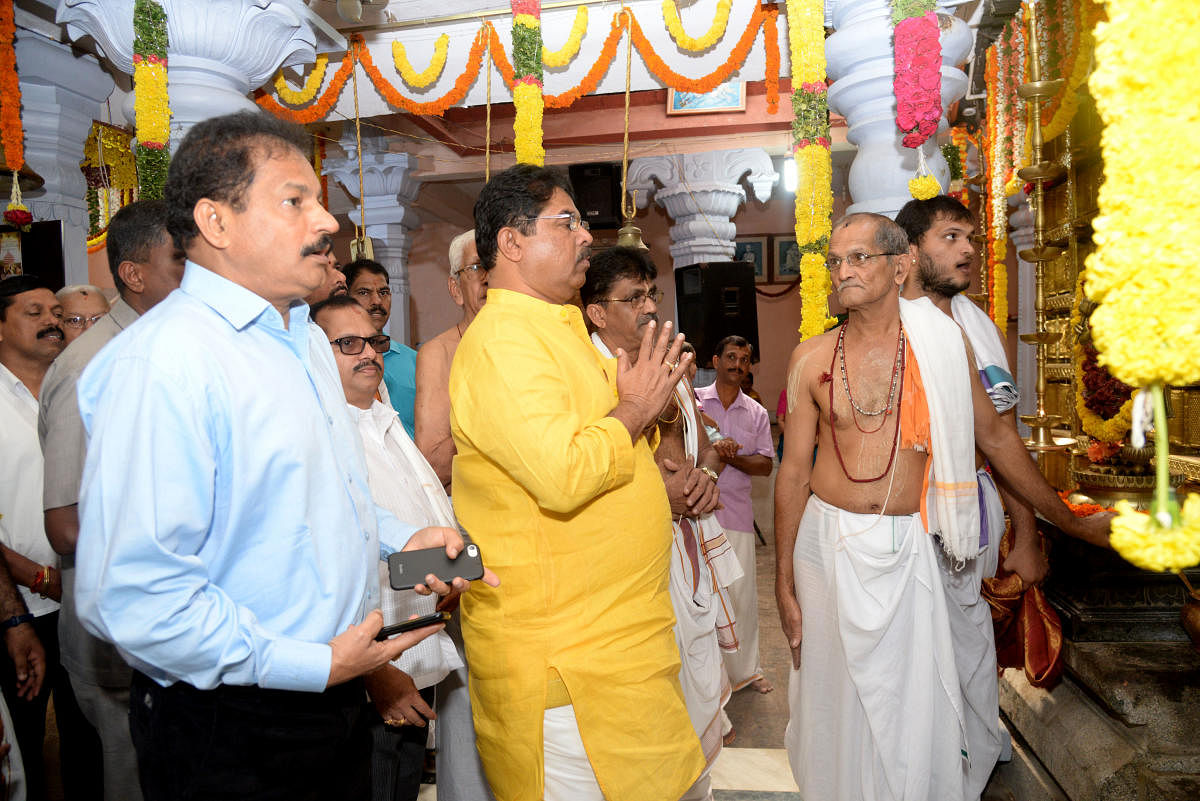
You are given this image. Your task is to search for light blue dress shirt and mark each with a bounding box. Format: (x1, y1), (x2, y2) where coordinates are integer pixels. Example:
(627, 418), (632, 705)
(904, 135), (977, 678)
(75, 262), (417, 693)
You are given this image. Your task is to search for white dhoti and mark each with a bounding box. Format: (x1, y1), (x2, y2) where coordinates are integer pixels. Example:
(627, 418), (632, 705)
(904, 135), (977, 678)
(937, 468), (1005, 800)
(720, 527), (764, 689)
(786, 495), (968, 801)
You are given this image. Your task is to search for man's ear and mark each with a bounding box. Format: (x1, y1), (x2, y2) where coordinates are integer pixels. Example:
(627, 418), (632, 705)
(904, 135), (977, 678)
(117, 260), (144, 294)
(584, 302), (605, 331)
(193, 199), (231, 249)
(495, 227), (522, 265)
(711, 354), (720, 370)
(447, 274), (465, 307)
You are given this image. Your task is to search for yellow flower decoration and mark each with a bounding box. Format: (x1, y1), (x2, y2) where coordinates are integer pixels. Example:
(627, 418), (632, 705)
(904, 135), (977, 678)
(1086, 0), (1200, 389)
(274, 54), (329, 106)
(133, 59), (170, 147)
(543, 6), (587, 68)
(393, 34), (450, 89)
(513, 81), (545, 166)
(663, 0), (732, 52)
(908, 173), (940, 200)
(1110, 497), (1200, 573)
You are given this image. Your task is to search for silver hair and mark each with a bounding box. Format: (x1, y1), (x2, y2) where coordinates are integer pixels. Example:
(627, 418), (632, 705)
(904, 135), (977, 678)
(56, 284), (109, 302)
(448, 229), (476, 277)
(831, 212), (909, 256)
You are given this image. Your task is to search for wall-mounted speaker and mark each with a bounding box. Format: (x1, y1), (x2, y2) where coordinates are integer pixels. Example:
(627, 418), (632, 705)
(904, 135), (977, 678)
(568, 163), (621, 231)
(674, 261), (760, 367)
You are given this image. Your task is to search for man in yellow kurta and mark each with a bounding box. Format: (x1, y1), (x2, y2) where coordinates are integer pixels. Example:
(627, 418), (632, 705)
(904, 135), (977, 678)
(450, 164), (705, 801)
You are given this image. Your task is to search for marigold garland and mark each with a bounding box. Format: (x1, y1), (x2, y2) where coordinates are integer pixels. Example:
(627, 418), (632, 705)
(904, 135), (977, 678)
(274, 54), (328, 105)
(763, 3), (779, 114)
(359, 31), (492, 117)
(133, 0), (170, 200)
(543, 6), (587, 68)
(257, 47), (356, 123)
(983, 45), (1008, 332)
(511, 1), (544, 165)
(0, 0), (22, 172)
(1086, 0), (1200, 572)
(392, 35), (449, 89)
(786, 0), (836, 341)
(663, 0), (732, 52)
(630, 4), (765, 95)
(544, 14), (620, 108)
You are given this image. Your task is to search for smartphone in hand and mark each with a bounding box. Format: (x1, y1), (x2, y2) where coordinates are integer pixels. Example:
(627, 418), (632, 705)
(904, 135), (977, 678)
(387, 543), (485, 591)
(374, 611), (450, 641)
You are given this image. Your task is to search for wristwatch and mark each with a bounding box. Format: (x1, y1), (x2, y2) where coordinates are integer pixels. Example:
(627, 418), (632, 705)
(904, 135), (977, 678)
(699, 466), (719, 483)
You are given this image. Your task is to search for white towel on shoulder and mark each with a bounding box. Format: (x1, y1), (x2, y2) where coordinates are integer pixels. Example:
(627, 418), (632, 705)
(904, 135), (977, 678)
(899, 297), (981, 563)
(951, 294), (1018, 413)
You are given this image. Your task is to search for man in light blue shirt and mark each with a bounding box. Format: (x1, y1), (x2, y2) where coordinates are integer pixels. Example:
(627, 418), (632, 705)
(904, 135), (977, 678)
(74, 111), (469, 801)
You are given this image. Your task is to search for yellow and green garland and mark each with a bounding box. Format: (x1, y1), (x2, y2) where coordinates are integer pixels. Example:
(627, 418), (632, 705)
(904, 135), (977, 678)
(786, 0), (836, 341)
(511, 1), (544, 165)
(133, 0), (170, 199)
(1087, 0), (1200, 572)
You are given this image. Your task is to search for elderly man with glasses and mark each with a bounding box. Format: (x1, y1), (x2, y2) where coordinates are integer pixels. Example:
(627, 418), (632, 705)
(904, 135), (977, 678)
(56, 285), (110, 346)
(414, 229), (489, 492)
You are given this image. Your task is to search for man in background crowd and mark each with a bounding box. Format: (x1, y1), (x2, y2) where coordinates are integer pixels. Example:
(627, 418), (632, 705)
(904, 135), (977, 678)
(696, 335), (774, 696)
(40, 199), (185, 801)
(55, 285), (109, 345)
(346, 258), (418, 437)
(414, 229), (488, 490)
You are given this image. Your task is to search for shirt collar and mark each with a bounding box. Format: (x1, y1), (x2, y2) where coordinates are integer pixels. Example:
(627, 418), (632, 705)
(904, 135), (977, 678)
(180, 260), (307, 333)
(0, 361), (35, 408)
(108, 297), (141, 330)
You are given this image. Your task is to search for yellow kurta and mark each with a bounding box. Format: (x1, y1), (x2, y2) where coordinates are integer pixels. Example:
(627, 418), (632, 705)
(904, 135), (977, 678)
(449, 289), (703, 801)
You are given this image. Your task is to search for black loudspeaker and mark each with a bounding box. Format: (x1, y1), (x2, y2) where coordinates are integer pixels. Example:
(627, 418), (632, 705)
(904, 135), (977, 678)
(568, 163), (621, 230)
(674, 261), (760, 367)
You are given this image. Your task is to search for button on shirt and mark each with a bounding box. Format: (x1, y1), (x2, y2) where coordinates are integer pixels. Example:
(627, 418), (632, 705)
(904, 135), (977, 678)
(75, 262), (417, 692)
(0, 362), (59, 618)
(694, 384), (773, 533)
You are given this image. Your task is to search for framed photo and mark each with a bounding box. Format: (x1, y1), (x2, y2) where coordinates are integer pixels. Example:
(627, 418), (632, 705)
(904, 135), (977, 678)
(774, 235), (802, 281)
(733, 235), (769, 283)
(666, 81), (746, 115)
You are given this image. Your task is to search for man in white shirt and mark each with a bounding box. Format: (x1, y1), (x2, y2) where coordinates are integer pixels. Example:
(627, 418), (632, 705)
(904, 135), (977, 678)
(0, 274), (67, 801)
(312, 294), (497, 801)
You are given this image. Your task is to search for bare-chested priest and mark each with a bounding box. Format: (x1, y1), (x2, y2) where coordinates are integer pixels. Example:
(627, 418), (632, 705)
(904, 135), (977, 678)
(774, 212), (1110, 801)
(414, 230), (488, 491)
(582, 247), (743, 801)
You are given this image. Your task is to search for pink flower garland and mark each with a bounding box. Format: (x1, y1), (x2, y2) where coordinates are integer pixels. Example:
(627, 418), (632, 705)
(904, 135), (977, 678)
(894, 11), (941, 148)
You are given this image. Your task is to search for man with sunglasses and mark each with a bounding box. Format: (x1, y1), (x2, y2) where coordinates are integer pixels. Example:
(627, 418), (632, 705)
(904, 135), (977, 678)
(450, 165), (703, 801)
(311, 295), (497, 801)
(414, 229), (488, 491)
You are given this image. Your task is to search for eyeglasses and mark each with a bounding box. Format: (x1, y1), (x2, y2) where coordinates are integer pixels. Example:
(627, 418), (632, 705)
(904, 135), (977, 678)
(823, 252), (901, 271)
(62, 313), (104, 329)
(521, 212), (590, 231)
(454, 263), (487, 278)
(329, 334), (391, 356)
(597, 288), (664, 308)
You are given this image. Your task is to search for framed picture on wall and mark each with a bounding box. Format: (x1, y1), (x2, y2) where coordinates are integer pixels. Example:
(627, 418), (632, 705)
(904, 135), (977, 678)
(666, 81), (746, 115)
(773, 235), (801, 282)
(733, 235), (769, 283)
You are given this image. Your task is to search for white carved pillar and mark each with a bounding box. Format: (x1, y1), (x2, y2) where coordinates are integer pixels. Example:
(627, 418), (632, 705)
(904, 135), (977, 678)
(824, 0), (973, 217)
(57, 0), (343, 149)
(15, 33), (113, 285)
(627, 149), (777, 270)
(324, 137), (422, 346)
(1008, 193), (1036, 438)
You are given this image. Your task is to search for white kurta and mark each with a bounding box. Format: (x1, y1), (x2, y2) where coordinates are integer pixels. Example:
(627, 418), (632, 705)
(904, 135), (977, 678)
(786, 495), (968, 801)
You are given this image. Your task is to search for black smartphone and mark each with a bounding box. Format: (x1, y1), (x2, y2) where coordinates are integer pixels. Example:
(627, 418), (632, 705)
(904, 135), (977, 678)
(374, 611), (450, 641)
(387, 543), (485, 591)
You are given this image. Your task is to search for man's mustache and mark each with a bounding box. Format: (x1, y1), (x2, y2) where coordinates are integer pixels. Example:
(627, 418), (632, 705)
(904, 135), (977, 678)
(301, 234), (333, 258)
(367, 304), (387, 317)
(638, 312), (659, 328)
(37, 326), (64, 340)
(577, 247), (591, 264)
(353, 358), (382, 373)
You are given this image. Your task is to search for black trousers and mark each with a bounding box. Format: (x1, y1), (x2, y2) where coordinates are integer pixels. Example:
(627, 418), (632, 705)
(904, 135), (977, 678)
(367, 686), (435, 801)
(129, 671), (370, 801)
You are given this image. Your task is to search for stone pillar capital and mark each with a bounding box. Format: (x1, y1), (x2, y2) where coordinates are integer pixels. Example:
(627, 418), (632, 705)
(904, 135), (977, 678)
(628, 149), (777, 269)
(56, 0), (345, 145)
